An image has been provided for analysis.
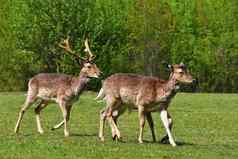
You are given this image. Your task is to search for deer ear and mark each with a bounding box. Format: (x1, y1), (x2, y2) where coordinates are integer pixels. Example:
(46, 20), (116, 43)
(179, 62), (186, 69)
(167, 64), (173, 72)
(79, 60), (86, 68)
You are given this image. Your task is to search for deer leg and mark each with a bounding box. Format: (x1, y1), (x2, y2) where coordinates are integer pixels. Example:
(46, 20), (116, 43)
(160, 112), (173, 144)
(99, 108), (121, 141)
(112, 112), (119, 139)
(138, 105), (145, 143)
(107, 106), (122, 140)
(14, 95), (36, 133)
(52, 104), (72, 132)
(160, 109), (176, 147)
(111, 110), (120, 140)
(107, 115), (121, 140)
(65, 105), (72, 134)
(99, 97), (121, 141)
(146, 112), (156, 142)
(111, 106), (127, 140)
(35, 100), (48, 134)
(99, 109), (107, 141)
(58, 100), (72, 137)
(52, 120), (64, 130)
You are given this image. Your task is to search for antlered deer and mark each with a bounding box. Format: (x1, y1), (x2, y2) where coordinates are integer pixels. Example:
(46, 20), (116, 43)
(14, 36), (101, 136)
(97, 63), (195, 146)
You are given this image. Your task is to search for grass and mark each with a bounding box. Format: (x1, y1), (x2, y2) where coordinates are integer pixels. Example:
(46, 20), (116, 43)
(0, 92), (238, 159)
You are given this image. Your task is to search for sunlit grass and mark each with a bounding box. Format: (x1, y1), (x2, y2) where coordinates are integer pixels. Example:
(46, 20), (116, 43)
(0, 92), (237, 159)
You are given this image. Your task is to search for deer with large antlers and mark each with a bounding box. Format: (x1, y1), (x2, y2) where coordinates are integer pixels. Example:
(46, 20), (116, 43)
(97, 63), (196, 146)
(14, 36), (101, 136)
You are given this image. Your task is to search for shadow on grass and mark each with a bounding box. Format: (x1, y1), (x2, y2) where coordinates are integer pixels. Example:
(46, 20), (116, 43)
(110, 138), (195, 146)
(70, 133), (98, 137)
(175, 141), (195, 146)
(11, 132), (98, 138)
(13, 133), (34, 137)
(143, 140), (195, 146)
(12, 133), (195, 147)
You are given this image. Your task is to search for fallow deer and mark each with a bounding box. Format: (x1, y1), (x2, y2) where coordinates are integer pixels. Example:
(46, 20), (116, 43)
(14, 36), (101, 136)
(97, 63), (195, 146)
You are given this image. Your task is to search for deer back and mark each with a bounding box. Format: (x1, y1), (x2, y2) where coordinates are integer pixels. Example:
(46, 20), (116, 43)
(103, 73), (168, 106)
(29, 73), (86, 102)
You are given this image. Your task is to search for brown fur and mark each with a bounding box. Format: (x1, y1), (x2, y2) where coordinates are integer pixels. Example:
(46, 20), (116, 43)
(14, 37), (101, 136)
(98, 64), (195, 146)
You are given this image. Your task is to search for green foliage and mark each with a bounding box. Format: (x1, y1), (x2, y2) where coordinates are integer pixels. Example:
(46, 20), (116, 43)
(0, 0), (238, 92)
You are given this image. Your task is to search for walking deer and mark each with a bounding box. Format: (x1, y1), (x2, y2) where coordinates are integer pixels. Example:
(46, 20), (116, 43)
(97, 63), (195, 146)
(14, 36), (101, 136)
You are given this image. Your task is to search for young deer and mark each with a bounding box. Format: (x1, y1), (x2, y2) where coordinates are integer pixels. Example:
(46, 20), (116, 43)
(98, 63), (195, 146)
(14, 37), (101, 137)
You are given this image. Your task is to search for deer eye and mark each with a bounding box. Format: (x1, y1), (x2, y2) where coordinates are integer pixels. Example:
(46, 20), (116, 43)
(87, 65), (92, 69)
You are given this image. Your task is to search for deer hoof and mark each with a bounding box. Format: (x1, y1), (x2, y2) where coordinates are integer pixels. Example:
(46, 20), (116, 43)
(138, 139), (143, 144)
(64, 132), (70, 137)
(171, 143), (177, 147)
(112, 135), (122, 141)
(14, 129), (19, 134)
(99, 136), (105, 142)
(112, 134), (117, 141)
(38, 130), (44, 134)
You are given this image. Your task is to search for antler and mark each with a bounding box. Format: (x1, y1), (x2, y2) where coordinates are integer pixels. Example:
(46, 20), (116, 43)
(84, 38), (96, 61)
(58, 36), (86, 61)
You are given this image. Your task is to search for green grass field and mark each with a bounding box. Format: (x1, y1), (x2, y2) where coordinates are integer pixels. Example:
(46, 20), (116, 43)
(0, 92), (237, 159)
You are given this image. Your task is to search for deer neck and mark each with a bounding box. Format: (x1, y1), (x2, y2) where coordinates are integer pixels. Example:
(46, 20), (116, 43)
(71, 72), (90, 96)
(165, 73), (178, 92)
(158, 73), (179, 102)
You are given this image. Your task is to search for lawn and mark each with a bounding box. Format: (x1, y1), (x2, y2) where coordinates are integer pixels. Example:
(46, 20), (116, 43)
(0, 92), (237, 159)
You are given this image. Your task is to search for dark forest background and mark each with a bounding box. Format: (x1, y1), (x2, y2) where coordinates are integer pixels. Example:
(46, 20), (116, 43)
(0, 0), (238, 92)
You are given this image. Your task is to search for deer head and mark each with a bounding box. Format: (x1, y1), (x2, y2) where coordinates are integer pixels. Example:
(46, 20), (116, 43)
(168, 63), (195, 84)
(59, 36), (101, 78)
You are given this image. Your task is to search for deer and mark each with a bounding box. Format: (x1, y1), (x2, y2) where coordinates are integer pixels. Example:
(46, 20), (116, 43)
(97, 63), (196, 146)
(14, 36), (101, 137)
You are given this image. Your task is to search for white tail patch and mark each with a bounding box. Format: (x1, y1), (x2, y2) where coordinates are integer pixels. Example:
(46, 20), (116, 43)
(95, 88), (105, 101)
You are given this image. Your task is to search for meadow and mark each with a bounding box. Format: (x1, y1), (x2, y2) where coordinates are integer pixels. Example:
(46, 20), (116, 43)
(0, 92), (237, 159)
